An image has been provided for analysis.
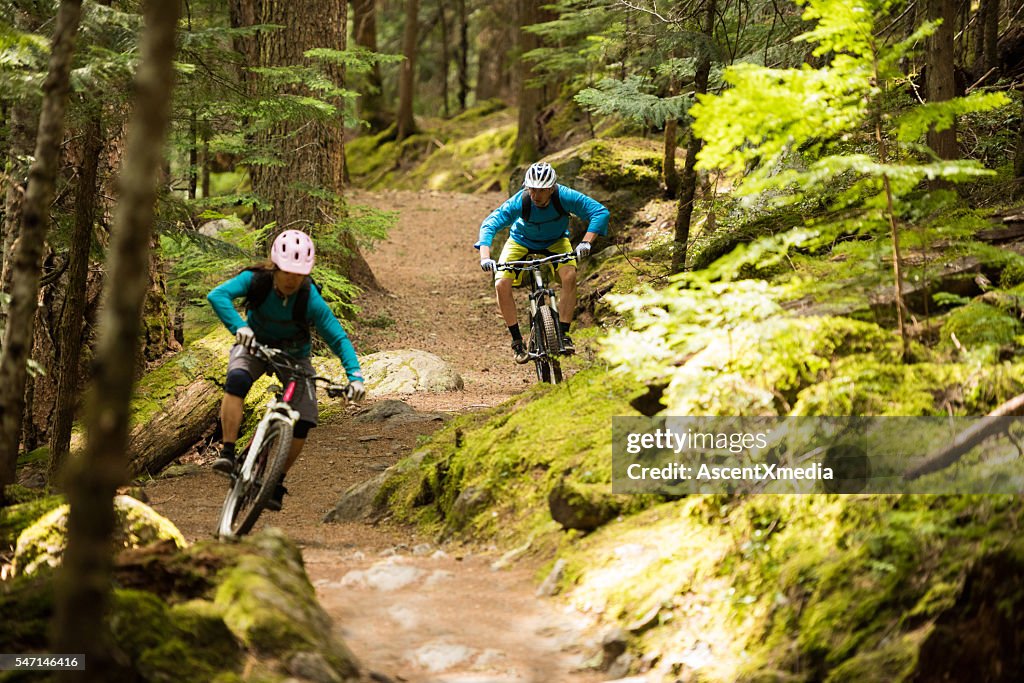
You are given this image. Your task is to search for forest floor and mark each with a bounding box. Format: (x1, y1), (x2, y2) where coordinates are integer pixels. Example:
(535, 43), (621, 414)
(146, 190), (610, 683)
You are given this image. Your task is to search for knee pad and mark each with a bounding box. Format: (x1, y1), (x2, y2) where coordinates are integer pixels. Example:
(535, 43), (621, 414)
(293, 420), (315, 439)
(224, 369), (254, 398)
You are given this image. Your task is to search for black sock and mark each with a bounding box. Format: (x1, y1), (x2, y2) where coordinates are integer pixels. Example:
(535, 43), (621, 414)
(222, 442), (236, 458)
(508, 323), (522, 342)
(560, 321), (571, 335)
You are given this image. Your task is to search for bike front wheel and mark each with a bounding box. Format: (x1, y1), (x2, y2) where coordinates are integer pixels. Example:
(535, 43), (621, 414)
(217, 420), (293, 539)
(533, 306), (563, 384)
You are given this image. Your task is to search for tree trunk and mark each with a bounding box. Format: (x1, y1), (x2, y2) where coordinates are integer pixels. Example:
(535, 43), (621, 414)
(1, 104), (37, 327)
(0, 0), (82, 501)
(142, 240), (177, 363)
(671, 0), (715, 274)
(972, 0), (987, 69)
(456, 0), (469, 111)
(511, 0), (542, 165)
(54, 2), (179, 677)
(230, 0), (378, 290)
(352, 0), (387, 129)
(475, 1), (516, 103)
(48, 114), (102, 486)
(396, 0), (420, 140)
(0, 7), (44, 315)
(664, 75), (681, 199)
(1015, 95), (1024, 182)
(982, 0), (999, 75)
(438, 0), (451, 118)
(188, 110), (198, 199)
(201, 133), (211, 199)
(926, 0), (958, 160)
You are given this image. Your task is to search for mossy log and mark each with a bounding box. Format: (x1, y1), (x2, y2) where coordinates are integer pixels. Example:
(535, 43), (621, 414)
(119, 332), (231, 478)
(68, 330), (273, 479)
(124, 377), (220, 477)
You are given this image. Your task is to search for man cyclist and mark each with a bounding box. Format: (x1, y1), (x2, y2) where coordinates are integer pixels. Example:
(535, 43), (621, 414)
(206, 229), (365, 511)
(476, 161), (609, 362)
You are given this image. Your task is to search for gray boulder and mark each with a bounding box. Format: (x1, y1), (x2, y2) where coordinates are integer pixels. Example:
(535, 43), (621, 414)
(360, 349), (464, 395)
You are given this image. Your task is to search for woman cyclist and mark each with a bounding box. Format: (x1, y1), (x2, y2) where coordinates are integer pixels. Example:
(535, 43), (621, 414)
(206, 229), (365, 511)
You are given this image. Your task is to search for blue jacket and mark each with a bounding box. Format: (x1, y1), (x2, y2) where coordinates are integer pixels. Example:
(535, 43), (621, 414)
(475, 185), (610, 251)
(207, 270), (363, 381)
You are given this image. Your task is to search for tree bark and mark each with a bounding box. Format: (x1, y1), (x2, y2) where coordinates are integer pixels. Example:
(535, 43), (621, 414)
(1, 106), (37, 329)
(664, 74), (681, 199)
(456, 0), (469, 111)
(0, 0), (82, 501)
(351, 0), (387, 129)
(1015, 95), (1024, 182)
(438, 0), (451, 118)
(511, 0), (542, 165)
(54, 2), (179, 677)
(230, 0), (379, 290)
(396, 0), (420, 140)
(982, 0), (999, 75)
(0, 7), (43, 314)
(48, 114), (102, 486)
(925, 0), (958, 160)
(671, 0), (715, 274)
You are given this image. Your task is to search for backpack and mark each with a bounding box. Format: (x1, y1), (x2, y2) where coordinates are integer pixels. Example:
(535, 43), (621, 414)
(521, 186), (567, 222)
(241, 267), (322, 344)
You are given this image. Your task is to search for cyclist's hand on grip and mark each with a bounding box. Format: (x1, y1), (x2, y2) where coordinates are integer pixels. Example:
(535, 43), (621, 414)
(574, 241), (591, 259)
(346, 380), (366, 402)
(236, 326), (255, 348)
(480, 258), (497, 273)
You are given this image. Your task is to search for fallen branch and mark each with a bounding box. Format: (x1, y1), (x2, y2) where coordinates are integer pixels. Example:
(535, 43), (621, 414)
(903, 393), (1024, 480)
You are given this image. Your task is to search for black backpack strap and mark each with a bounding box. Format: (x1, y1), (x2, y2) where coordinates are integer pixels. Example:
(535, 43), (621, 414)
(292, 278), (312, 325)
(550, 187), (567, 218)
(521, 186), (567, 223)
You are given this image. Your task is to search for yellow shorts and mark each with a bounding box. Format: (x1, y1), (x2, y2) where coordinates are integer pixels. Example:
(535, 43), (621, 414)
(495, 238), (576, 283)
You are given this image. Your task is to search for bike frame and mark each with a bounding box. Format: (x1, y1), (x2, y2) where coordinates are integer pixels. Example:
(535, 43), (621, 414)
(497, 252), (575, 383)
(217, 343), (346, 539)
(235, 393), (299, 490)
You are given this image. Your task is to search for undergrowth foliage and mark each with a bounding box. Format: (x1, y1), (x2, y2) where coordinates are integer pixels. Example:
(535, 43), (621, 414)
(601, 0), (1018, 416)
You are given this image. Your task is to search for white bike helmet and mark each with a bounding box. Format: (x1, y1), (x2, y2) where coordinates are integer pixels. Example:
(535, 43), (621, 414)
(271, 229), (315, 275)
(524, 162), (557, 189)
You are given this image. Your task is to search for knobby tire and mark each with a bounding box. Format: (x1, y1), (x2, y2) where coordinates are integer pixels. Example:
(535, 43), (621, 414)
(534, 305), (563, 384)
(219, 420), (292, 538)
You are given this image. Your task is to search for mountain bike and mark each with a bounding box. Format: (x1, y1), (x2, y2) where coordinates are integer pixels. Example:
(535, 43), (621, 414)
(497, 252), (577, 384)
(216, 342), (350, 540)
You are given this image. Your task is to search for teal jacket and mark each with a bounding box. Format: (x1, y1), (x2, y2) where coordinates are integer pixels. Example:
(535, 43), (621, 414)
(475, 185), (609, 251)
(207, 270), (363, 381)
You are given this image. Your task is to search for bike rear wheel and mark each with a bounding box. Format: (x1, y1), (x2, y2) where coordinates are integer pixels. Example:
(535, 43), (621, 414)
(217, 420), (292, 538)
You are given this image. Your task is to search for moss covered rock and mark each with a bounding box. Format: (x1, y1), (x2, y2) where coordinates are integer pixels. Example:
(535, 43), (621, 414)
(215, 528), (360, 677)
(377, 368), (655, 547)
(554, 495), (1024, 683)
(1, 528), (362, 682)
(12, 495), (186, 577)
(1, 494), (63, 552)
(940, 301), (1022, 349)
(547, 478), (620, 532)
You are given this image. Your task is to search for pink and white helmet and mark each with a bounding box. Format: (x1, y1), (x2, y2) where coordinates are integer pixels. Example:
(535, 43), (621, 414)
(271, 229), (315, 275)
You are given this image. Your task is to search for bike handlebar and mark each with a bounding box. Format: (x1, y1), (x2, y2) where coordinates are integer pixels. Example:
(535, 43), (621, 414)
(495, 252), (577, 272)
(249, 342), (351, 399)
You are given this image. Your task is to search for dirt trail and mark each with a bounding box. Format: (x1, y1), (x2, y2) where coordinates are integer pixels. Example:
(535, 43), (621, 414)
(147, 190), (608, 683)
